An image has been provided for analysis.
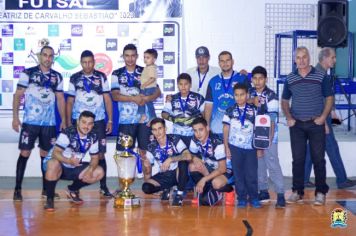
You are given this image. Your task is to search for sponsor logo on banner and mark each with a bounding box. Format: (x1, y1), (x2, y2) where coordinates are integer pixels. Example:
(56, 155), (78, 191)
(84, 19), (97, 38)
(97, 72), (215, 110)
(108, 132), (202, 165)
(118, 24), (129, 37)
(25, 25), (36, 35)
(106, 39), (117, 51)
(2, 80), (13, 93)
(2, 24), (14, 37)
(163, 79), (175, 92)
(157, 66), (164, 78)
(60, 39), (72, 51)
(96, 25), (105, 35)
(163, 24), (175, 36)
(2, 52), (14, 65)
(14, 38), (26, 51)
(13, 66), (25, 78)
(71, 24), (83, 36)
(94, 53), (113, 76)
(55, 55), (80, 70)
(48, 24), (59, 36)
(152, 38), (164, 50)
(163, 52), (175, 64)
(5, 0), (119, 10)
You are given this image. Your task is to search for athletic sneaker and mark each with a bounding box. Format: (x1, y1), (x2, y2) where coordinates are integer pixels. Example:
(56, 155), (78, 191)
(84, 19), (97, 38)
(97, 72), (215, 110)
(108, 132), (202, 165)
(41, 190), (60, 200)
(237, 200), (247, 208)
(275, 193), (286, 208)
(172, 194), (183, 207)
(314, 192), (326, 206)
(44, 198), (55, 212)
(304, 181), (315, 188)
(161, 188), (171, 201)
(337, 179), (356, 189)
(286, 192), (303, 204)
(13, 189), (23, 201)
(250, 199), (262, 208)
(258, 190), (270, 204)
(100, 187), (114, 198)
(66, 188), (84, 204)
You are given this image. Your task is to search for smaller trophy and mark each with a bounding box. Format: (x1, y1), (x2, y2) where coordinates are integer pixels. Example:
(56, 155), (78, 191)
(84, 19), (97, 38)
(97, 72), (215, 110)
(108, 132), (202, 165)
(113, 135), (140, 208)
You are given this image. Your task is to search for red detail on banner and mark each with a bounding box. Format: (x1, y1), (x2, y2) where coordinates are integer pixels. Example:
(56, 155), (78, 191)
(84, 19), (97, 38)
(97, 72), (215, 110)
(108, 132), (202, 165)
(94, 53), (112, 76)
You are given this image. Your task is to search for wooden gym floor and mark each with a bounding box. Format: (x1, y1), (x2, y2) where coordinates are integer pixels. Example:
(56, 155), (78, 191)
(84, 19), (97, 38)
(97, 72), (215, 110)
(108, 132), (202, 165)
(0, 182), (355, 236)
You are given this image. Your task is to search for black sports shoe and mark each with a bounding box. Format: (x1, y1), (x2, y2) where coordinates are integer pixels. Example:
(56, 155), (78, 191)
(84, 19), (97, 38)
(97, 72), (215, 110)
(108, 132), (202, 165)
(100, 187), (114, 198)
(44, 198), (55, 212)
(338, 179), (356, 189)
(172, 194), (183, 207)
(41, 190), (60, 200)
(66, 188), (83, 204)
(161, 188), (171, 201)
(13, 189), (23, 201)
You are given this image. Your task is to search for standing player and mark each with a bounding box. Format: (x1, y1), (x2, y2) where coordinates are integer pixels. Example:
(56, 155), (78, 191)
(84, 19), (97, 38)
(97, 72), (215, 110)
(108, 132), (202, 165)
(12, 46), (66, 201)
(141, 118), (192, 207)
(223, 83), (261, 208)
(249, 66), (285, 208)
(66, 50), (113, 198)
(161, 73), (205, 146)
(111, 44), (161, 158)
(205, 51), (251, 138)
(43, 111), (104, 211)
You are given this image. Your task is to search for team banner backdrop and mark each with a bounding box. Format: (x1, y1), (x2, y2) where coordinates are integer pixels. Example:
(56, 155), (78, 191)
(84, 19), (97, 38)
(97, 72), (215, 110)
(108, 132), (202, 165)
(0, 0), (182, 109)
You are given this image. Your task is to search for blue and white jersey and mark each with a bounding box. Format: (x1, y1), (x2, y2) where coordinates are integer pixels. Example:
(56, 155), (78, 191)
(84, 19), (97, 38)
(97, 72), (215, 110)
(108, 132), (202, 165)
(146, 134), (187, 171)
(205, 71), (251, 135)
(249, 86), (279, 143)
(111, 66), (145, 124)
(17, 65), (63, 126)
(47, 126), (99, 168)
(223, 103), (256, 149)
(66, 70), (110, 121)
(163, 91), (205, 136)
(189, 133), (227, 171)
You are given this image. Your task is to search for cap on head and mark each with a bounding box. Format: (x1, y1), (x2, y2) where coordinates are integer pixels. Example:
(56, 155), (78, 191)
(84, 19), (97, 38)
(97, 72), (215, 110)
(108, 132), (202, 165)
(195, 46), (210, 58)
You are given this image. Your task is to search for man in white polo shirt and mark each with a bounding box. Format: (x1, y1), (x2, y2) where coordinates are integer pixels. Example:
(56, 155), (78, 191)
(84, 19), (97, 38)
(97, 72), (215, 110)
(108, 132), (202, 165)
(186, 46), (220, 97)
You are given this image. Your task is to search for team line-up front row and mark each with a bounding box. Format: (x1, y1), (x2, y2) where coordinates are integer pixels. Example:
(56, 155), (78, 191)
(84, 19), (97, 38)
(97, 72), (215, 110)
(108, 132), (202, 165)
(12, 43), (348, 212)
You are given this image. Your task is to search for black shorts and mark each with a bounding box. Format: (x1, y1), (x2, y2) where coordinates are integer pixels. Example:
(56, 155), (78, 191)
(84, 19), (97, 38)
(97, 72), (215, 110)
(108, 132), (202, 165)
(60, 162), (89, 181)
(205, 163), (233, 180)
(116, 123), (151, 151)
(92, 120), (107, 153)
(72, 119), (107, 153)
(150, 169), (178, 190)
(18, 124), (56, 151)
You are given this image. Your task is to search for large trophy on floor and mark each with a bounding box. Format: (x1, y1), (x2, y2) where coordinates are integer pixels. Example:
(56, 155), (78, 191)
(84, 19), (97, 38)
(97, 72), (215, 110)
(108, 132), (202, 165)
(113, 135), (140, 208)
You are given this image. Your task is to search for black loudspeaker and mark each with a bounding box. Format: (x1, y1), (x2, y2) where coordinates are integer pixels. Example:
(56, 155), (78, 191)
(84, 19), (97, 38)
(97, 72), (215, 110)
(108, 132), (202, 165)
(317, 0), (348, 47)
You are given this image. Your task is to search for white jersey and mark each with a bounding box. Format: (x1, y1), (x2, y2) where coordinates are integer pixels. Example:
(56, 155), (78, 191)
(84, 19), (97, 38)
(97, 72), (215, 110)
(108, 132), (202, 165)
(186, 66), (220, 98)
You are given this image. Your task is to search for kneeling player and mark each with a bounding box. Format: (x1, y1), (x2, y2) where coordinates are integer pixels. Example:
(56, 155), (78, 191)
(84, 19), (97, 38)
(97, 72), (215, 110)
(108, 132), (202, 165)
(189, 117), (233, 206)
(141, 118), (192, 207)
(43, 111), (104, 211)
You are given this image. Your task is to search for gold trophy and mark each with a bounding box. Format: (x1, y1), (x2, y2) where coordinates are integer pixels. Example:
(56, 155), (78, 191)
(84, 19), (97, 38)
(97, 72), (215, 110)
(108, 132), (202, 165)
(113, 135), (140, 208)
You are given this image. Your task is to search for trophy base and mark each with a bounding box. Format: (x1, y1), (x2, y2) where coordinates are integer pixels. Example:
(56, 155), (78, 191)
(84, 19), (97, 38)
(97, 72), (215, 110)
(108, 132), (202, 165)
(114, 196), (140, 209)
